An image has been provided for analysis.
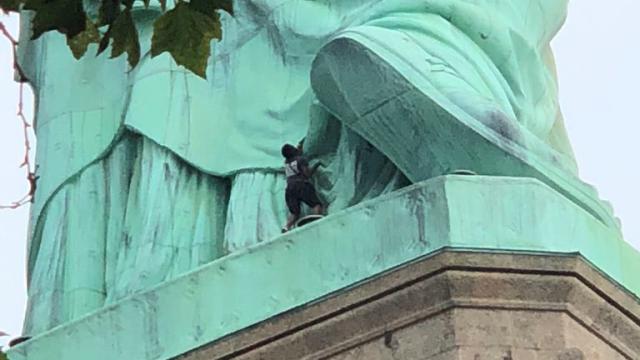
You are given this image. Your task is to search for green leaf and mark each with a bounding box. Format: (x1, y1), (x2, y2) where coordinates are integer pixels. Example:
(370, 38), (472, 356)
(96, 26), (111, 56)
(66, 19), (101, 59)
(151, 1), (223, 78)
(215, 0), (233, 15)
(98, 0), (120, 26)
(24, 0), (86, 39)
(0, 350), (7, 360)
(0, 0), (23, 13)
(189, 0), (233, 18)
(110, 8), (140, 67)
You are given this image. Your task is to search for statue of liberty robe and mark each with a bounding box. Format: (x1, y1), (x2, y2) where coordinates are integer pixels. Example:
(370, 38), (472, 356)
(19, 0), (617, 335)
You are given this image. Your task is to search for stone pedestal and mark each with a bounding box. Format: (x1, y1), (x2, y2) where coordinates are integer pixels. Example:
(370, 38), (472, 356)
(179, 251), (640, 359)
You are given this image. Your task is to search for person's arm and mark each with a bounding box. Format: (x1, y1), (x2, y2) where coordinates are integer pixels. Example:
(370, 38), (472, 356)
(301, 160), (322, 178)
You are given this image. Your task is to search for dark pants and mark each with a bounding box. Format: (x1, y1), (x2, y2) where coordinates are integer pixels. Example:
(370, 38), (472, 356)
(285, 180), (321, 215)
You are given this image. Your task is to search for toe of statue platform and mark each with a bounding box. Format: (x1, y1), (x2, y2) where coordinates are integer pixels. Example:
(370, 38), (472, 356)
(8, 175), (640, 360)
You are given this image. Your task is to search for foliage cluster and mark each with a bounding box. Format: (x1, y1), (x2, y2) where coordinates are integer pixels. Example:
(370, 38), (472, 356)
(0, 0), (233, 77)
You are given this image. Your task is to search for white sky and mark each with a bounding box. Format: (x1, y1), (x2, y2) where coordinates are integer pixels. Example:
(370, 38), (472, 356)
(1, 1), (639, 348)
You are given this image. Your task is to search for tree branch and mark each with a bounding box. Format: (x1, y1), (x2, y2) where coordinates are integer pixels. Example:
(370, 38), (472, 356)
(0, 20), (36, 210)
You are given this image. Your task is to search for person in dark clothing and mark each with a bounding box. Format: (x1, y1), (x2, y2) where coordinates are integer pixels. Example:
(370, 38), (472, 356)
(281, 143), (324, 232)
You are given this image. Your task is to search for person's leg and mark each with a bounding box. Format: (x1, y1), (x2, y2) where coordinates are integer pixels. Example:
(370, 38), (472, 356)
(284, 185), (302, 231)
(285, 212), (300, 232)
(301, 182), (324, 216)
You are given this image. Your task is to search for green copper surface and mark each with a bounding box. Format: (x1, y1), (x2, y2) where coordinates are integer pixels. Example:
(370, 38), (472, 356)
(17, 0), (624, 339)
(7, 176), (638, 360)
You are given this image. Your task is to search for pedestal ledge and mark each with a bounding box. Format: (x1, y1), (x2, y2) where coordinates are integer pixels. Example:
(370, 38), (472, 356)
(180, 251), (640, 359)
(8, 176), (640, 360)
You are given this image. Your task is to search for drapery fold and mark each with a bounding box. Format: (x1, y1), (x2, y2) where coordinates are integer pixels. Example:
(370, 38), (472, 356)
(24, 133), (230, 334)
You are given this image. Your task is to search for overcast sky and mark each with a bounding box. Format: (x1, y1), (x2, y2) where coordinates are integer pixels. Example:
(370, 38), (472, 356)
(1, 1), (639, 348)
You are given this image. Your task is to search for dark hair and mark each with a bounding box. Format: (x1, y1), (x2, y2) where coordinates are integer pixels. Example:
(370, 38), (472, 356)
(281, 144), (299, 159)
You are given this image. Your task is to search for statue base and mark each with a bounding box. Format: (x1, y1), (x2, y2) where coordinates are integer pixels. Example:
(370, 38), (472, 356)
(8, 176), (640, 360)
(179, 251), (640, 359)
